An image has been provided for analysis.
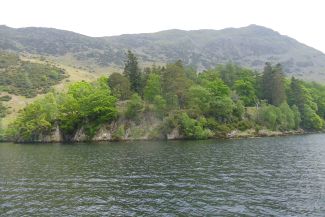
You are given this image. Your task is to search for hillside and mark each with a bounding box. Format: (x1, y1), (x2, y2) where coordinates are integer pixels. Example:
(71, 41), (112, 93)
(0, 52), (68, 97)
(0, 51), (105, 127)
(0, 25), (325, 81)
(1, 24), (325, 128)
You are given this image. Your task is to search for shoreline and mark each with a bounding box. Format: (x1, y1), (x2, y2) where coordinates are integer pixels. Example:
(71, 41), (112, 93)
(1, 129), (323, 144)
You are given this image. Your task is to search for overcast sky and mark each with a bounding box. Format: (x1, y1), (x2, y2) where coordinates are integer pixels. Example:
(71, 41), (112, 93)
(1, 0), (325, 52)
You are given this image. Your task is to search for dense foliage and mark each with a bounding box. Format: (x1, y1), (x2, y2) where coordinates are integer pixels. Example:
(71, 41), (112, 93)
(4, 51), (325, 141)
(7, 78), (117, 141)
(0, 52), (67, 97)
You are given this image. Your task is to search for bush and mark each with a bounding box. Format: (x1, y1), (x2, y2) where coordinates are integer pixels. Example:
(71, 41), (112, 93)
(302, 104), (324, 130)
(0, 102), (6, 118)
(7, 78), (117, 141)
(179, 113), (210, 139)
(125, 93), (144, 121)
(7, 93), (58, 141)
(108, 73), (132, 100)
(236, 120), (255, 131)
(257, 103), (302, 131)
(0, 95), (12, 102)
(153, 95), (166, 118)
(112, 125), (125, 141)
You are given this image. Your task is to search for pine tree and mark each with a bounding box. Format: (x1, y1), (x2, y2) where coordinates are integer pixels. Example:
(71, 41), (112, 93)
(261, 62), (273, 103)
(288, 77), (306, 111)
(123, 50), (142, 94)
(261, 63), (286, 106)
(271, 64), (286, 106)
(161, 60), (192, 109)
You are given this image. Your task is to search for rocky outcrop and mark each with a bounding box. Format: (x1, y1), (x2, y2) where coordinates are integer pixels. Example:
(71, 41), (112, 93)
(226, 128), (305, 139)
(167, 128), (184, 140)
(92, 125), (113, 141)
(37, 125), (63, 143)
(54, 113), (168, 142)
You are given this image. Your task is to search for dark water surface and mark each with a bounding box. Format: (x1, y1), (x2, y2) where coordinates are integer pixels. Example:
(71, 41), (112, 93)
(1, 134), (325, 216)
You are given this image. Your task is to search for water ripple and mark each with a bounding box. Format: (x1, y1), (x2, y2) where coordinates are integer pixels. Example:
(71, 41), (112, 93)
(1, 134), (325, 216)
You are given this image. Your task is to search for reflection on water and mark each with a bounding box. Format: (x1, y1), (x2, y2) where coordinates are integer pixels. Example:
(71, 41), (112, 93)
(1, 134), (325, 216)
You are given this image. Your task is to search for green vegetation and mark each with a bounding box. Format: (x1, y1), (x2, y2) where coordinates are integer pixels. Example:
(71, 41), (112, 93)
(261, 63), (286, 106)
(0, 52), (67, 97)
(108, 72), (131, 100)
(123, 50), (142, 94)
(0, 95), (12, 101)
(0, 101), (6, 140)
(3, 51), (325, 142)
(256, 103), (301, 131)
(7, 78), (117, 141)
(0, 102), (6, 118)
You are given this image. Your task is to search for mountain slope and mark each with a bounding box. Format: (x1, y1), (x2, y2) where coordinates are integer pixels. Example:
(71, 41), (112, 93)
(0, 24), (325, 81)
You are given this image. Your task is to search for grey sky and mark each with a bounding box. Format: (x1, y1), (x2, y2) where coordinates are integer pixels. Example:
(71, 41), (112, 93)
(1, 0), (325, 52)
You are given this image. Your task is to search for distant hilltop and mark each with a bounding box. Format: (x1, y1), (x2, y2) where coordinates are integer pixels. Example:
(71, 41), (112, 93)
(0, 24), (325, 81)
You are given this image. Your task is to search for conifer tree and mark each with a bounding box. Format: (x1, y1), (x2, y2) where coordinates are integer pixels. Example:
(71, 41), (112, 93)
(271, 64), (286, 106)
(261, 63), (286, 106)
(123, 50), (142, 94)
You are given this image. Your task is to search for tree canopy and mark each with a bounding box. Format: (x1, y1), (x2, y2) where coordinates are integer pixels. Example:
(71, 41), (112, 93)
(4, 54), (325, 141)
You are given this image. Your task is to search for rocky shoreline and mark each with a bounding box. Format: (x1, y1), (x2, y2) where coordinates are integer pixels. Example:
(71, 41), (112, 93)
(1, 125), (310, 143)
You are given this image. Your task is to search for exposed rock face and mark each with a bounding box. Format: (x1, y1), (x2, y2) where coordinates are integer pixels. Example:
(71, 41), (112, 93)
(37, 125), (63, 143)
(54, 114), (172, 142)
(92, 125), (112, 141)
(167, 128), (184, 140)
(73, 127), (87, 142)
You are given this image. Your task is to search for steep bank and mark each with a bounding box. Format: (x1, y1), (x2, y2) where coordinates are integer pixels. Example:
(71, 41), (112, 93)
(10, 117), (305, 143)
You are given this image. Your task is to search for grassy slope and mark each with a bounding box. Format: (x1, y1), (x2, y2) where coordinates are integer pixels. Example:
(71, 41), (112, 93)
(1, 54), (113, 127)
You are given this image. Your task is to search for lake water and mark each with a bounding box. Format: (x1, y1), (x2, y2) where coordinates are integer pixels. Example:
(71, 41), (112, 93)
(0, 134), (325, 216)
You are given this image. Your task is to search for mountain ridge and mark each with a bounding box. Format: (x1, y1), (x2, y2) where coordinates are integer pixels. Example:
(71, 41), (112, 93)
(0, 24), (325, 81)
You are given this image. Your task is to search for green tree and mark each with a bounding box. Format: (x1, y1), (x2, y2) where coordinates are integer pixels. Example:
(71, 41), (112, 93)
(302, 104), (324, 130)
(153, 95), (166, 115)
(108, 73), (131, 100)
(123, 50), (142, 94)
(187, 85), (210, 114)
(234, 79), (256, 106)
(257, 104), (278, 130)
(125, 93), (144, 121)
(179, 113), (210, 139)
(277, 103), (296, 130)
(144, 73), (162, 102)
(257, 103), (302, 131)
(217, 63), (257, 87)
(287, 77), (323, 129)
(8, 93), (58, 141)
(58, 79), (117, 138)
(291, 105), (301, 129)
(272, 64), (287, 106)
(287, 77), (307, 110)
(261, 63), (286, 106)
(233, 100), (245, 120)
(56, 93), (81, 136)
(161, 61), (192, 109)
(204, 79), (235, 122)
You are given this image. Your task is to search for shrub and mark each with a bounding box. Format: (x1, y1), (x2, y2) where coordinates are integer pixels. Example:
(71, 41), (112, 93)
(125, 93), (144, 121)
